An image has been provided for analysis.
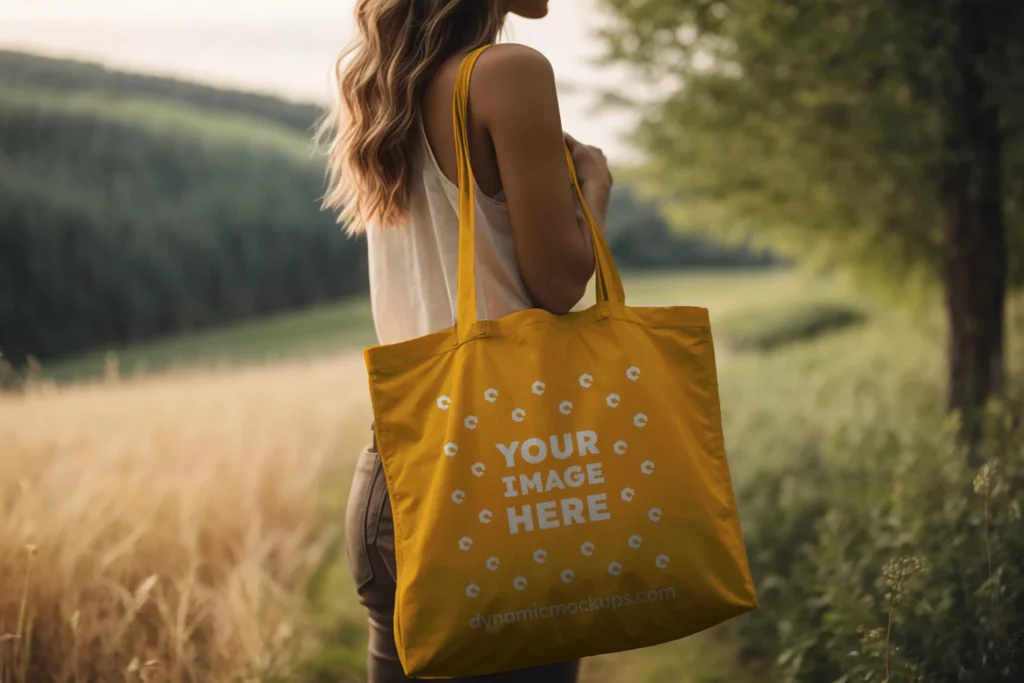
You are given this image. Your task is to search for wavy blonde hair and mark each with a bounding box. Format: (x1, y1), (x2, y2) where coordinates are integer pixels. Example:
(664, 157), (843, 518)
(318, 0), (505, 233)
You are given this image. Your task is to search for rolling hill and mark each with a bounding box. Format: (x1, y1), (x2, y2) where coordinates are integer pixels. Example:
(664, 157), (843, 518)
(0, 50), (774, 365)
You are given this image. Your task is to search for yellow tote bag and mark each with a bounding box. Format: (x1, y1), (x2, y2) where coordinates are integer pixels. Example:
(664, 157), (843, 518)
(364, 46), (758, 679)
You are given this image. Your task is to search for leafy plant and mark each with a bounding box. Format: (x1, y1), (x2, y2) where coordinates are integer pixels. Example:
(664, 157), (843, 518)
(732, 394), (1024, 683)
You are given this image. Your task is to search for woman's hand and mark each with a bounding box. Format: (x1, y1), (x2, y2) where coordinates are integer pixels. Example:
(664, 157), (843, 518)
(564, 133), (613, 193)
(564, 132), (612, 230)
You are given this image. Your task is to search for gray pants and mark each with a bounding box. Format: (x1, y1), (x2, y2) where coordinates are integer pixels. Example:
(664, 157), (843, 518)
(345, 427), (581, 682)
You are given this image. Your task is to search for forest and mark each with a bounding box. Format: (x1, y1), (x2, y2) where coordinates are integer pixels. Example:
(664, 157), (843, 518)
(0, 49), (774, 364)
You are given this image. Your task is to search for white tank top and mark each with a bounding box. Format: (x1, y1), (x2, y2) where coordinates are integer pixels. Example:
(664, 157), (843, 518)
(366, 120), (533, 346)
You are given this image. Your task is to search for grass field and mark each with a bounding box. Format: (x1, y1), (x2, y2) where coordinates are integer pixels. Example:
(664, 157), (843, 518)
(39, 296), (378, 385)
(39, 267), (852, 384)
(2, 268), (952, 683)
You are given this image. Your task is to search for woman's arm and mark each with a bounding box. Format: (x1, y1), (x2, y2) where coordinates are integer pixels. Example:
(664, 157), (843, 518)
(473, 44), (612, 315)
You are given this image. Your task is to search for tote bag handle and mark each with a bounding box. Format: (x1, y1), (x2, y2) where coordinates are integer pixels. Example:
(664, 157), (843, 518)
(453, 45), (625, 341)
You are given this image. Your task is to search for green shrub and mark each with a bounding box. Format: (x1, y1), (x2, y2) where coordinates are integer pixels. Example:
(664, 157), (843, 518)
(700, 309), (1024, 682)
(732, 387), (1024, 682)
(717, 299), (868, 352)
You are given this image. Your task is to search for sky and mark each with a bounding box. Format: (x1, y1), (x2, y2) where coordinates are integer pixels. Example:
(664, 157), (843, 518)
(0, 0), (642, 161)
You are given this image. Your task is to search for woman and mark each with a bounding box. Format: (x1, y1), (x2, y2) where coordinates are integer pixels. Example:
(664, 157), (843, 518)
(320, 1), (613, 680)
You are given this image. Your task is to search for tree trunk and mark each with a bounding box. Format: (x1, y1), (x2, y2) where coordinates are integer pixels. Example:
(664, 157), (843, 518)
(941, 5), (1008, 449)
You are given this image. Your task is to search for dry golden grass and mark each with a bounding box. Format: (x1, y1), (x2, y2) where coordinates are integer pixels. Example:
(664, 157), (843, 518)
(0, 344), (749, 683)
(0, 355), (372, 683)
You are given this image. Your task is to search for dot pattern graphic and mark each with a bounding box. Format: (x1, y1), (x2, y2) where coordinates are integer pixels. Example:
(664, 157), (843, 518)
(438, 366), (670, 603)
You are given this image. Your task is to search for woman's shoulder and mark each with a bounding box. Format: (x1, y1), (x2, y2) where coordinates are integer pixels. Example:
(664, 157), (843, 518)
(477, 42), (551, 68)
(470, 43), (558, 119)
(474, 42), (554, 82)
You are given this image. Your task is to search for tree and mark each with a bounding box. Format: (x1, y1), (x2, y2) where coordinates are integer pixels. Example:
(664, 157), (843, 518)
(596, 0), (1024, 439)
(0, 85), (367, 363)
(605, 186), (780, 269)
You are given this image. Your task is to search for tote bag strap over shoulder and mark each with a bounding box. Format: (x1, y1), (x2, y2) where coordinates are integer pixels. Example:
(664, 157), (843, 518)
(452, 45), (626, 342)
